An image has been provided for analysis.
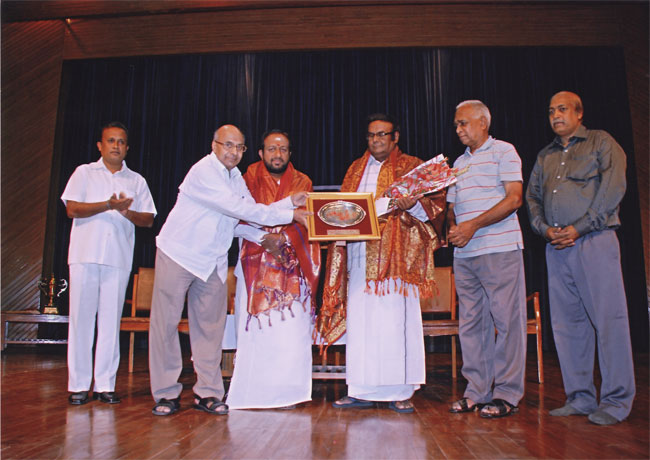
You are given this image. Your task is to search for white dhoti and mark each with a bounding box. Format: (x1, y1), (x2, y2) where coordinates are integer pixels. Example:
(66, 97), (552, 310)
(345, 241), (426, 402)
(226, 268), (313, 409)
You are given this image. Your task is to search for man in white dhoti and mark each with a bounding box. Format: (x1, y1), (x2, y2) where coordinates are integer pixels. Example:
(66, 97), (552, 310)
(226, 130), (321, 409)
(321, 114), (446, 413)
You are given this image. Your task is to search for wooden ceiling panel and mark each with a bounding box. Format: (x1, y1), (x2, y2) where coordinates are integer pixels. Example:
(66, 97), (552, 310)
(3, 1), (550, 23)
(60, 3), (623, 60)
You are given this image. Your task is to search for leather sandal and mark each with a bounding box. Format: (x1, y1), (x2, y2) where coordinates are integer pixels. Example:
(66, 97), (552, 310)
(449, 397), (484, 413)
(193, 394), (228, 415)
(479, 398), (518, 418)
(152, 397), (181, 416)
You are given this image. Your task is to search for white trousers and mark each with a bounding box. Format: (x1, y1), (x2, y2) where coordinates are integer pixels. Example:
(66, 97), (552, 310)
(67, 263), (130, 392)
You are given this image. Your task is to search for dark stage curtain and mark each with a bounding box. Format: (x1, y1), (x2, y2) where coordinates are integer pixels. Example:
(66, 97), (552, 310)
(50, 47), (648, 351)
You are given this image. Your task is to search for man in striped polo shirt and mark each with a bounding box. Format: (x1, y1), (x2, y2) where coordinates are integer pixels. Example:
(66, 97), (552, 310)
(446, 100), (527, 419)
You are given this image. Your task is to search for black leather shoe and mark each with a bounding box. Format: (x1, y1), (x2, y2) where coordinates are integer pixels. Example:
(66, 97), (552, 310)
(69, 391), (90, 405)
(93, 391), (121, 404)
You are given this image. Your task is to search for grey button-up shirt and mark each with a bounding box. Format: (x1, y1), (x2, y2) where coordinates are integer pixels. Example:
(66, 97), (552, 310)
(526, 125), (626, 238)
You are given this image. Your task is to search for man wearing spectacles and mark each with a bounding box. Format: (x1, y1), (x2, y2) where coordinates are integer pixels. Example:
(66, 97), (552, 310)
(226, 129), (320, 410)
(148, 124), (311, 416)
(324, 113), (446, 413)
(447, 100), (526, 419)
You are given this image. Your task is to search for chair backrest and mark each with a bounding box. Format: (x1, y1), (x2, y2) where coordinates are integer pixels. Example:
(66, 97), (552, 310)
(420, 266), (456, 318)
(226, 266), (237, 314)
(132, 267), (155, 315)
(129, 265), (237, 317)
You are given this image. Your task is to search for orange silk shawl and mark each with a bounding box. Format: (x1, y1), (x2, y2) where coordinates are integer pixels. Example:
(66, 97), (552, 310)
(241, 161), (321, 328)
(316, 147), (446, 346)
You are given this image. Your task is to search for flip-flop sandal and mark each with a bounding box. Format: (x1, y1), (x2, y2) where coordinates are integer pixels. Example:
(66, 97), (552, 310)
(193, 394), (229, 415)
(152, 397), (180, 416)
(449, 397), (484, 413)
(332, 396), (374, 409)
(388, 400), (414, 413)
(479, 398), (519, 418)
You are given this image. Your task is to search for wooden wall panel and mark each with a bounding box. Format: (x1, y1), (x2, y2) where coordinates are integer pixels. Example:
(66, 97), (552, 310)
(1, 21), (65, 311)
(60, 3), (623, 59)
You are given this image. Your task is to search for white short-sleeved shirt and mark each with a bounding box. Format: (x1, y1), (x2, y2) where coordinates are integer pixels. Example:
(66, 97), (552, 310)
(156, 152), (295, 283)
(61, 158), (157, 270)
(447, 136), (524, 258)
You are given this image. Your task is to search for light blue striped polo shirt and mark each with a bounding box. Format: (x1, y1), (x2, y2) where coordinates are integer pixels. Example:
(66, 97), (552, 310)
(447, 136), (524, 258)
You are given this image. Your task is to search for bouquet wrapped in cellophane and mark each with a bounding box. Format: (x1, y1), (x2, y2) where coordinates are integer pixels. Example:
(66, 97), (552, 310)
(383, 154), (467, 212)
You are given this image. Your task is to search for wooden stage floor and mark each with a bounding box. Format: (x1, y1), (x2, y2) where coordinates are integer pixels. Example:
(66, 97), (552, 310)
(1, 347), (648, 459)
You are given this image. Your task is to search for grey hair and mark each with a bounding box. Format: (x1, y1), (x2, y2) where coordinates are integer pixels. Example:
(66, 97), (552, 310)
(456, 100), (491, 129)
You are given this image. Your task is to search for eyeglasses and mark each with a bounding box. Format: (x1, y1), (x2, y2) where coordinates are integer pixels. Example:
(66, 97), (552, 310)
(265, 145), (289, 155)
(214, 140), (247, 153)
(366, 131), (395, 140)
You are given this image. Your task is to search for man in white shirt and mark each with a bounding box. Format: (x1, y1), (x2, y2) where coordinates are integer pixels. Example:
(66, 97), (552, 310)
(325, 114), (446, 413)
(149, 124), (310, 416)
(62, 121), (157, 406)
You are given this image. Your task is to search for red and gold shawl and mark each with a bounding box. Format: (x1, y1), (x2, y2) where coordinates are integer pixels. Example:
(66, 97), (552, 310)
(316, 146), (446, 346)
(241, 161), (321, 328)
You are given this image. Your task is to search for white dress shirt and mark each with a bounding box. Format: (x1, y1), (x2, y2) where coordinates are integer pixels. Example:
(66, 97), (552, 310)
(61, 158), (157, 270)
(156, 152), (295, 283)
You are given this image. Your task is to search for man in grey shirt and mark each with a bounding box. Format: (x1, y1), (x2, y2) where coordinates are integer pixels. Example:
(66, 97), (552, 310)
(526, 91), (635, 425)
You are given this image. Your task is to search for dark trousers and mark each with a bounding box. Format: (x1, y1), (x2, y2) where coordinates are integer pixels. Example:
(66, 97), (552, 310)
(546, 229), (635, 421)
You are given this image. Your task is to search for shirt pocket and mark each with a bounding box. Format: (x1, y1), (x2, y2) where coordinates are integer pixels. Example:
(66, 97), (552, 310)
(566, 153), (599, 183)
(113, 182), (137, 200)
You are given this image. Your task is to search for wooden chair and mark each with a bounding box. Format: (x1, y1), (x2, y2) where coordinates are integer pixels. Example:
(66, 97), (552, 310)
(120, 268), (189, 373)
(421, 266), (459, 379)
(220, 267), (238, 377)
(527, 292), (544, 384)
(120, 266), (238, 374)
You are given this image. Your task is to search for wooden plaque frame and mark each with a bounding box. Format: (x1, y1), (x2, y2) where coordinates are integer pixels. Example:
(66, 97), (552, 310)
(306, 192), (380, 241)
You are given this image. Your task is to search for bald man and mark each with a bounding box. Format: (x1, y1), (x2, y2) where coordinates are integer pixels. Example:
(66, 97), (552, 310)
(526, 92), (635, 425)
(148, 125), (310, 416)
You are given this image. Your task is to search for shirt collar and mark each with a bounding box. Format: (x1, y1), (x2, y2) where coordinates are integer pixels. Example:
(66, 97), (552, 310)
(90, 157), (128, 173)
(367, 154), (384, 166)
(552, 124), (588, 148)
(463, 135), (494, 156)
(210, 151), (241, 179)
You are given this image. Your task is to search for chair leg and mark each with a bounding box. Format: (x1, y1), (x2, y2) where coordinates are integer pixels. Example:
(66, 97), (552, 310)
(451, 335), (457, 379)
(221, 351), (234, 377)
(128, 331), (135, 373)
(536, 328), (544, 384)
